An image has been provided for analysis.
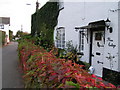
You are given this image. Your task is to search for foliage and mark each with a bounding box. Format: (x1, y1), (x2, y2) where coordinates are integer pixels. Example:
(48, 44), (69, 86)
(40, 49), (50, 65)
(56, 48), (66, 58)
(65, 46), (78, 62)
(56, 40), (78, 63)
(53, 40), (90, 70)
(66, 40), (76, 52)
(15, 30), (29, 39)
(76, 61), (90, 70)
(15, 30), (23, 38)
(31, 1), (59, 50)
(18, 39), (116, 88)
(0, 30), (6, 46)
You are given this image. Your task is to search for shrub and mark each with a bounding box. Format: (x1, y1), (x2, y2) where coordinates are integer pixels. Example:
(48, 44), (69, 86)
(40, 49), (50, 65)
(18, 39), (116, 88)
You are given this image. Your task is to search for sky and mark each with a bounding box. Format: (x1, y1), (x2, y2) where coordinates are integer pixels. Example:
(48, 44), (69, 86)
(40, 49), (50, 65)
(0, 0), (49, 35)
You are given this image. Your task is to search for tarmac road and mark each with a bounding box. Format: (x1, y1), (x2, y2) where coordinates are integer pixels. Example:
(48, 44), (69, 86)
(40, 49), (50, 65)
(2, 42), (24, 88)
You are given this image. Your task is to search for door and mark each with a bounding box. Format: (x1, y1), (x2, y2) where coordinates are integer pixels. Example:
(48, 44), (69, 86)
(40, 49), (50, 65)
(91, 31), (104, 77)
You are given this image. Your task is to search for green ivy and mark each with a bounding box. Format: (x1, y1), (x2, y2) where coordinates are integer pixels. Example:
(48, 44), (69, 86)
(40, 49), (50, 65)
(65, 81), (80, 88)
(31, 1), (59, 49)
(0, 30), (6, 46)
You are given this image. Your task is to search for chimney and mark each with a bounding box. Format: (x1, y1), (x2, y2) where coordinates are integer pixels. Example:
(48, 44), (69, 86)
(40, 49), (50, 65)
(36, 0), (39, 12)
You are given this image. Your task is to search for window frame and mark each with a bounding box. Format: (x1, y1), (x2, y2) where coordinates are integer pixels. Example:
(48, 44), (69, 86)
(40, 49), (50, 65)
(56, 27), (65, 49)
(79, 30), (85, 52)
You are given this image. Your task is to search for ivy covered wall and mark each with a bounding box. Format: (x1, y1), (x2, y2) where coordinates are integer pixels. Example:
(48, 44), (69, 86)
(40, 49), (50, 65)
(0, 30), (6, 46)
(31, 1), (59, 49)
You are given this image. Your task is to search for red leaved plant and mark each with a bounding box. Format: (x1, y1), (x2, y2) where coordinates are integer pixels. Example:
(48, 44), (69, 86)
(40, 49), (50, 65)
(18, 40), (116, 88)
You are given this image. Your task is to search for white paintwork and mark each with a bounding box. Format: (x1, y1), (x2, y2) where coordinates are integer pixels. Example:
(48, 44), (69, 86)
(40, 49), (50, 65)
(88, 66), (95, 74)
(54, 1), (120, 77)
(0, 24), (10, 43)
(118, 1), (120, 72)
(92, 31), (104, 77)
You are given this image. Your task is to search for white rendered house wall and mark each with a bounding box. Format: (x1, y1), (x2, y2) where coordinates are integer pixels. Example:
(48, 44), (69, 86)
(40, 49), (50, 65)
(0, 24), (10, 43)
(54, 1), (120, 75)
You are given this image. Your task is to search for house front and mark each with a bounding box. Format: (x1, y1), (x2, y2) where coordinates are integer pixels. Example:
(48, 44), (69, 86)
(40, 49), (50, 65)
(0, 17), (10, 44)
(54, 1), (120, 78)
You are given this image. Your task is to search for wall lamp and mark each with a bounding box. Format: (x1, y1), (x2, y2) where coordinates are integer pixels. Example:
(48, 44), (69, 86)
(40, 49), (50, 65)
(105, 18), (113, 33)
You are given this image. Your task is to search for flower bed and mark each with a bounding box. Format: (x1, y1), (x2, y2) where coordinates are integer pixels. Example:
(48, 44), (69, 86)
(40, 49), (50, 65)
(18, 39), (116, 88)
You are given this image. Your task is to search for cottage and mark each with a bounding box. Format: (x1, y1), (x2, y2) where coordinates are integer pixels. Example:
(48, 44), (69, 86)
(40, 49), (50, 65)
(0, 17), (10, 44)
(54, 1), (120, 78)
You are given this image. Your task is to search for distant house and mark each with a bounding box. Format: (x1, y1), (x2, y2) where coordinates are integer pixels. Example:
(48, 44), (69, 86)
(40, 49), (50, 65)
(0, 17), (10, 44)
(54, 1), (120, 77)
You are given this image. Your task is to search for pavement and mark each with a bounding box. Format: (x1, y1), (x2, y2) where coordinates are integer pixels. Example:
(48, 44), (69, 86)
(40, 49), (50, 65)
(2, 42), (24, 88)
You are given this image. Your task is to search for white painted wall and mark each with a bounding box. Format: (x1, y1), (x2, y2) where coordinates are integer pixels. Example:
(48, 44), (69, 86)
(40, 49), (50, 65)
(118, 1), (120, 72)
(55, 2), (86, 62)
(103, 2), (119, 72)
(0, 24), (10, 43)
(55, 1), (120, 72)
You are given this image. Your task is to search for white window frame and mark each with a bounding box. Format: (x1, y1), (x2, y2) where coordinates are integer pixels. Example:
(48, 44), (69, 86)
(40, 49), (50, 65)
(79, 30), (84, 52)
(56, 27), (65, 49)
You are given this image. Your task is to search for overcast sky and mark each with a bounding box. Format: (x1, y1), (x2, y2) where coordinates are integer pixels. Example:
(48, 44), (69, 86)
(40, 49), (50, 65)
(0, 0), (49, 35)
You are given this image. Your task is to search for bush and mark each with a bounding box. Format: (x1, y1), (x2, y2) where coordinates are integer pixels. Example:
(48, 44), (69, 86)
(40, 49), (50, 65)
(76, 61), (90, 70)
(18, 39), (116, 88)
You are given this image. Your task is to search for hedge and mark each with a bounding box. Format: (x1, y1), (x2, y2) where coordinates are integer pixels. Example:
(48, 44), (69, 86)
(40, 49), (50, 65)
(18, 39), (117, 88)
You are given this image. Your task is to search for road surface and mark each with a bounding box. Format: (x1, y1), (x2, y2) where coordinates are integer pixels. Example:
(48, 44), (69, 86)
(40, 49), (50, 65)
(2, 42), (24, 88)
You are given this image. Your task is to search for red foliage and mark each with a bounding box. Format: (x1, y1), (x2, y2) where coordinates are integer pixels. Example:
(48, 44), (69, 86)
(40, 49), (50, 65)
(18, 40), (116, 88)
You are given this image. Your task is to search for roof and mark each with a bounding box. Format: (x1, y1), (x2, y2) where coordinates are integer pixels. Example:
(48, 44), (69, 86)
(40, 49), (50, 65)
(0, 17), (10, 25)
(75, 20), (106, 30)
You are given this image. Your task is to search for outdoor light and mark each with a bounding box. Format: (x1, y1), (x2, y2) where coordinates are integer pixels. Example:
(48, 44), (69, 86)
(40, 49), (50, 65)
(105, 18), (111, 30)
(105, 18), (113, 33)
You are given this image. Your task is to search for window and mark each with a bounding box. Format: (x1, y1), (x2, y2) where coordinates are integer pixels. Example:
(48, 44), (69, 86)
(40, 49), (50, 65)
(0, 25), (4, 29)
(95, 32), (102, 40)
(56, 27), (65, 49)
(79, 30), (84, 52)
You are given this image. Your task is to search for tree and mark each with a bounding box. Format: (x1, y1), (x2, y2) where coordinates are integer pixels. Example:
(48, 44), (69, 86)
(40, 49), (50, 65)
(15, 30), (23, 38)
(15, 30), (29, 38)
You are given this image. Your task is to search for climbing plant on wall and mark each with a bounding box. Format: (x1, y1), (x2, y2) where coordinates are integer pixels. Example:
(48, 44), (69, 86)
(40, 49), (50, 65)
(31, 1), (59, 50)
(0, 30), (6, 45)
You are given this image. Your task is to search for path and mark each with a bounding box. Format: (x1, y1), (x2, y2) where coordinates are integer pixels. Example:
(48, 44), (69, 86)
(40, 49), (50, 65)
(2, 42), (24, 88)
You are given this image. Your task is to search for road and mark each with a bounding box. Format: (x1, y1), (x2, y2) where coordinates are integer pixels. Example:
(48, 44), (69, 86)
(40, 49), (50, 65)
(2, 42), (24, 88)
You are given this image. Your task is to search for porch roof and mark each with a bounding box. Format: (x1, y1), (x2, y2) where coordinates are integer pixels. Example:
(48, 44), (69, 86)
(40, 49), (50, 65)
(75, 20), (106, 30)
